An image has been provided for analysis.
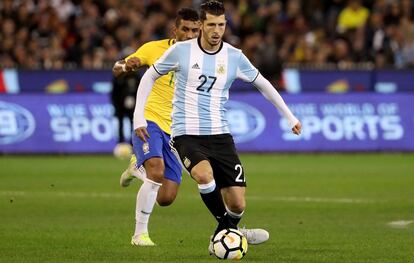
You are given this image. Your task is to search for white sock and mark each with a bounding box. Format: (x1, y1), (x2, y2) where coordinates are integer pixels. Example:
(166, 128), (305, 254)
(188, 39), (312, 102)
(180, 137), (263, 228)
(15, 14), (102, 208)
(133, 165), (147, 181)
(134, 178), (161, 236)
(225, 206), (244, 226)
(225, 206), (244, 219)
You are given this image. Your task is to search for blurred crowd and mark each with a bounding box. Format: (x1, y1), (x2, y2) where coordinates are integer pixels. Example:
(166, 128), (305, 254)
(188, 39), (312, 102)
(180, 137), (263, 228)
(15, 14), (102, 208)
(1, 0), (414, 79)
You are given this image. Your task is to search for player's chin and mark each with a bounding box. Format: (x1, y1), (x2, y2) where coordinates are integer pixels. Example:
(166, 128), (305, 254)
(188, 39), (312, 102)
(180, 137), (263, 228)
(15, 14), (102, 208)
(210, 38), (221, 45)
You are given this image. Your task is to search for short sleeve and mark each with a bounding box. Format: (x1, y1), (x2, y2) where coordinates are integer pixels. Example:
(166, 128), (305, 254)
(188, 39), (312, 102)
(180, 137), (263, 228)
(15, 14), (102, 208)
(153, 44), (180, 75)
(236, 53), (259, 83)
(125, 42), (152, 66)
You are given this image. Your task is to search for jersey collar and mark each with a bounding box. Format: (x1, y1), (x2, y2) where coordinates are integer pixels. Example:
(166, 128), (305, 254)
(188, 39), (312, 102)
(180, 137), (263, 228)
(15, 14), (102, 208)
(168, 39), (176, 46)
(197, 36), (223, 55)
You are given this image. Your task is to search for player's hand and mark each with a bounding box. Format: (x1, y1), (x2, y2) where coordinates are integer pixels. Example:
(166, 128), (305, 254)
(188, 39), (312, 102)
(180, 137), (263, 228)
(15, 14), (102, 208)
(135, 127), (150, 142)
(125, 57), (141, 72)
(292, 121), (302, 135)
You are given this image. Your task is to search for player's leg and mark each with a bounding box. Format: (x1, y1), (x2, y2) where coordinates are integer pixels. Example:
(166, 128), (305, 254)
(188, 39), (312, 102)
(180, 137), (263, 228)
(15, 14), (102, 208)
(157, 179), (179, 206)
(156, 135), (182, 206)
(171, 136), (236, 233)
(220, 186), (269, 244)
(221, 186), (245, 225)
(130, 121), (165, 246)
(211, 134), (269, 245)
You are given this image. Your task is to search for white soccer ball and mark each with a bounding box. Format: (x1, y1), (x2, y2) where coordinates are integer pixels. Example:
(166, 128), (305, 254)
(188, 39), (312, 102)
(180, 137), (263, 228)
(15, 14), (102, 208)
(113, 143), (133, 160)
(213, 228), (248, 260)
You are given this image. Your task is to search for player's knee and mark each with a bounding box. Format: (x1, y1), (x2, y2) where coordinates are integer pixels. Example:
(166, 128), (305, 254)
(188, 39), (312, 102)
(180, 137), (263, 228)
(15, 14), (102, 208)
(191, 164), (214, 184)
(157, 191), (177, 206)
(157, 197), (174, 206)
(144, 159), (165, 182)
(192, 170), (213, 184)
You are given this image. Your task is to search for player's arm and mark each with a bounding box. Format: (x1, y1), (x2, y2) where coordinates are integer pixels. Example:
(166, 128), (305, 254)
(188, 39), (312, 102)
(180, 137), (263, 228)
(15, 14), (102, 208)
(133, 44), (180, 141)
(236, 53), (301, 135)
(112, 57), (142, 78)
(133, 66), (162, 141)
(252, 74), (301, 135)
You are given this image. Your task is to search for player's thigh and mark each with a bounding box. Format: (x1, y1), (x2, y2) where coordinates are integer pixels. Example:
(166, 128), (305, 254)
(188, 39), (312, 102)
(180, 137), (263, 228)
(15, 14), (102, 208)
(210, 135), (246, 188)
(162, 132), (183, 184)
(170, 135), (210, 180)
(144, 157), (165, 182)
(156, 133), (182, 205)
(221, 186), (246, 212)
(132, 121), (164, 167)
(191, 160), (214, 184)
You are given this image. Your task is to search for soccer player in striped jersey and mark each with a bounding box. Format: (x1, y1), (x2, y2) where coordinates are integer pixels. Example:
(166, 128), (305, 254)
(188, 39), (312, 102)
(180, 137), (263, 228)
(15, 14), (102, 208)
(112, 8), (200, 246)
(133, 1), (302, 252)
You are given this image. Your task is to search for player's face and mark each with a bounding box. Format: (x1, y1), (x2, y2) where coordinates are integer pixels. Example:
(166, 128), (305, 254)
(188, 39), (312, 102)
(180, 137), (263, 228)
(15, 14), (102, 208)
(175, 20), (200, 41)
(201, 13), (226, 47)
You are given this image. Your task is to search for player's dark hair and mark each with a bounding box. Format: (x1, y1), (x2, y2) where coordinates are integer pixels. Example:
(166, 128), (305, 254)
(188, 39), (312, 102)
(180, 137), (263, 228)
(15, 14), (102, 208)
(200, 1), (225, 21)
(175, 7), (199, 26)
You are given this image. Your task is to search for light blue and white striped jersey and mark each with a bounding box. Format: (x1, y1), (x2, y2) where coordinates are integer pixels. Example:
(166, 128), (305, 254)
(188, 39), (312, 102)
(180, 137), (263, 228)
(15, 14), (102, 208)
(153, 38), (259, 137)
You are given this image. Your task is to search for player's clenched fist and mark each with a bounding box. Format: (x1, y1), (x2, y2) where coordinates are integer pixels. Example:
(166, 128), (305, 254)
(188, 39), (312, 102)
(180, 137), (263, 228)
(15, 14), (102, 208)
(125, 57), (141, 71)
(292, 121), (302, 135)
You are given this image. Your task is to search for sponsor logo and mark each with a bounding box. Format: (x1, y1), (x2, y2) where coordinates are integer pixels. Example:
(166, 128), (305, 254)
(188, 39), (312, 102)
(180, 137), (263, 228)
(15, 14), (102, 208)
(281, 102), (404, 142)
(143, 142), (150, 154)
(0, 101), (35, 144)
(191, 63), (200, 69)
(217, 64), (225, 74)
(225, 101), (265, 143)
(183, 157), (191, 168)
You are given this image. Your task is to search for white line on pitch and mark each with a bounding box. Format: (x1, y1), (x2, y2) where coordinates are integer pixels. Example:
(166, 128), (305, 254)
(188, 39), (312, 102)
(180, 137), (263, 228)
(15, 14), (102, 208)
(247, 196), (379, 204)
(0, 190), (383, 204)
(387, 220), (414, 228)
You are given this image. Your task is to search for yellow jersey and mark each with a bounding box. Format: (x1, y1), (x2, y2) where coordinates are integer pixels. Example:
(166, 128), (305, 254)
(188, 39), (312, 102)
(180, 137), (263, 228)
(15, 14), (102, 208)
(337, 7), (369, 31)
(125, 39), (176, 134)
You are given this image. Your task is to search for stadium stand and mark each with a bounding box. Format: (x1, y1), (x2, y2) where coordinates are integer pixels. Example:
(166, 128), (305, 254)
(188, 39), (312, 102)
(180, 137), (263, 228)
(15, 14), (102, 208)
(1, 0), (414, 75)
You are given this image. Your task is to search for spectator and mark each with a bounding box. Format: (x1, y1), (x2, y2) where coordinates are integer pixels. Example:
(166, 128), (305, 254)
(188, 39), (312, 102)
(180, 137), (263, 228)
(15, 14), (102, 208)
(1, 0), (414, 71)
(337, 0), (370, 33)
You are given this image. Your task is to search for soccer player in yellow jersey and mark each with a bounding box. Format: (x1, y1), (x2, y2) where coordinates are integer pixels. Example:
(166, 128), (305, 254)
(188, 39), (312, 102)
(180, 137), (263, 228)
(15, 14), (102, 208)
(112, 8), (200, 246)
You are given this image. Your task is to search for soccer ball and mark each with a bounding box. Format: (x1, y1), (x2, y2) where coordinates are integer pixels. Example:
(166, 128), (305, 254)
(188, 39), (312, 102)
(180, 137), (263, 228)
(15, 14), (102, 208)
(113, 143), (133, 160)
(213, 228), (248, 260)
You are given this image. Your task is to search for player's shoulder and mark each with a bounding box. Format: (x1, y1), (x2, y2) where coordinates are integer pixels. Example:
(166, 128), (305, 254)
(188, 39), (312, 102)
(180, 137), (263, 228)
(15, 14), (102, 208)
(222, 41), (243, 61)
(223, 41), (242, 54)
(165, 38), (194, 54)
(142, 39), (174, 49)
(174, 38), (196, 48)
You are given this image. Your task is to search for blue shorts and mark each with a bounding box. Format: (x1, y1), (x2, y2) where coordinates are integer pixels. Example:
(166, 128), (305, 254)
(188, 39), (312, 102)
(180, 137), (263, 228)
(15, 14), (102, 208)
(132, 121), (182, 184)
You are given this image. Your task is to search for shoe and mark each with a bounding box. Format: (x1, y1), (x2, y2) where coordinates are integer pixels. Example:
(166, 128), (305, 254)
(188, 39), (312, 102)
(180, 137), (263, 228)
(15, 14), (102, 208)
(131, 233), (156, 246)
(120, 167), (135, 187)
(208, 235), (214, 255)
(239, 227), (269, 245)
(120, 156), (146, 187)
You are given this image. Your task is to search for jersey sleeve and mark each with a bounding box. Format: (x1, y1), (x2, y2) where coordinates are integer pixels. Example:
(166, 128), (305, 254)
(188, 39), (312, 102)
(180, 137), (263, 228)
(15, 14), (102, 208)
(153, 44), (180, 75)
(236, 53), (259, 83)
(125, 42), (152, 66)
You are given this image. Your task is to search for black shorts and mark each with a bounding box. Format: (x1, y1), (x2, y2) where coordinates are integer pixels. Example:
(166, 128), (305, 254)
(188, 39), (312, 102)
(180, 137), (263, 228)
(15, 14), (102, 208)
(170, 134), (246, 188)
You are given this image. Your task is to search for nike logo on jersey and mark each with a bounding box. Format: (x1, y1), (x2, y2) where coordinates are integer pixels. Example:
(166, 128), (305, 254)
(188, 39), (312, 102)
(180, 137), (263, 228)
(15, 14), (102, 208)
(191, 63), (200, 69)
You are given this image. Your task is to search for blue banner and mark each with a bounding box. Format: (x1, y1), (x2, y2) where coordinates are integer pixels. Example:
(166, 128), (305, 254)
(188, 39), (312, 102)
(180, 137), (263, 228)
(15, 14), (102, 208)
(0, 93), (413, 153)
(0, 94), (129, 153)
(230, 93), (413, 152)
(2, 69), (414, 94)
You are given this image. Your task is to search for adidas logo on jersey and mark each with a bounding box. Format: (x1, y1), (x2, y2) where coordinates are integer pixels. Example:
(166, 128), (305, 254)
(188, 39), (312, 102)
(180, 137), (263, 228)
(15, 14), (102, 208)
(191, 63), (200, 69)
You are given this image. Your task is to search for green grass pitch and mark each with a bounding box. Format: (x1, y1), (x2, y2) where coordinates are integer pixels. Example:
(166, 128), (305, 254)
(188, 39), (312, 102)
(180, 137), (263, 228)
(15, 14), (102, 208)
(1, 154), (413, 263)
